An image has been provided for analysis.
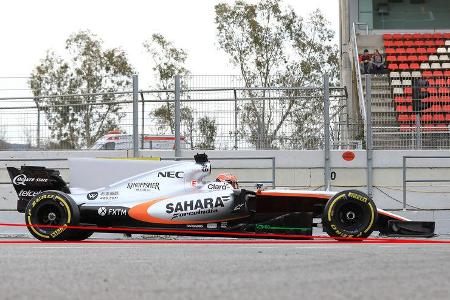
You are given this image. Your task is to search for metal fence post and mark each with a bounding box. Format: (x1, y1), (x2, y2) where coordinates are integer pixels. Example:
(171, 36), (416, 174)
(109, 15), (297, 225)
(415, 114), (422, 149)
(36, 100), (40, 149)
(140, 92), (145, 149)
(233, 89), (238, 150)
(323, 75), (331, 191)
(365, 74), (373, 198)
(174, 75), (181, 157)
(402, 156), (407, 210)
(132, 74), (139, 157)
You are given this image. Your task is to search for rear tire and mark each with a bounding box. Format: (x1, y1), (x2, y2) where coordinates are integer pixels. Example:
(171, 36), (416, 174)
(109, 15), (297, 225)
(25, 191), (81, 241)
(322, 190), (377, 240)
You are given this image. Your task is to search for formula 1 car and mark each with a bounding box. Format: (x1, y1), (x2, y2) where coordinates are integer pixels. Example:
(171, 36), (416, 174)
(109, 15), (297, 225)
(7, 154), (435, 241)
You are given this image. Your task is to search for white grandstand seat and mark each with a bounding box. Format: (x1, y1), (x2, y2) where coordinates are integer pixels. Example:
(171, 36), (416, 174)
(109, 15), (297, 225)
(445, 40), (450, 46)
(402, 79), (412, 86)
(400, 71), (411, 78)
(411, 71), (422, 77)
(391, 79), (402, 86)
(390, 72), (400, 78)
(429, 55), (439, 61)
(437, 47), (447, 54)
(442, 62), (450, 69)
(439, 55), (449, 61)
(431, 62), (442, 69)
(393, 87), (404, 95)
(420, 63), (430, 69)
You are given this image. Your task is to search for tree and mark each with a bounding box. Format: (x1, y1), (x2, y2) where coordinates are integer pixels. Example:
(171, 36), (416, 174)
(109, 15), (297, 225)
(29, 30), (133, 149)
(215, 0), (339, 149)
(196, 116), (218, 149)
(144, 33), (199, 148)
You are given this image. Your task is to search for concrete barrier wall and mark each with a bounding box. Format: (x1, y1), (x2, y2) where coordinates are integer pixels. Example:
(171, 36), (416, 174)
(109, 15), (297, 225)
(2, 149), (450, 210)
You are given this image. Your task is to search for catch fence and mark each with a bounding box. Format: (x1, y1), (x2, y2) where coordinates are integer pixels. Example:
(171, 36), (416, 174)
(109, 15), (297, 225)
(0, 75), (352, 152)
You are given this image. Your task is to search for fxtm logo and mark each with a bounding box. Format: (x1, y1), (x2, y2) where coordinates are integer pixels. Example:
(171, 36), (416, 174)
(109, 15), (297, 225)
(13, 174), (48, 186)
(87, 192), (98, 200)
(97, 207), (127, 216)
(158, 171), (184, 179)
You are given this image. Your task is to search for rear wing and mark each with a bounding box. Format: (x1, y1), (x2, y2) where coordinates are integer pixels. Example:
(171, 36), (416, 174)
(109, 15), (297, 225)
(7, 166), (70, 213)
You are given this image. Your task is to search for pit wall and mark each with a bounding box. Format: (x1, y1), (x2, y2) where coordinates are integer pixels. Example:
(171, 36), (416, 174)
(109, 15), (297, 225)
(1, 150), (450, 210)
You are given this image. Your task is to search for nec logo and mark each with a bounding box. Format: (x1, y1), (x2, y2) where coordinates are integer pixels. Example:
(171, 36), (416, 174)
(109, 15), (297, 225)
(158, 171), (184, 178)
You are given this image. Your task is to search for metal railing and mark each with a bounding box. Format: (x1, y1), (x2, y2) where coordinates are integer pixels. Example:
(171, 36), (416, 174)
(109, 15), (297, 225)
(402, 156), (450, 210)
(0, 75), (350, 153)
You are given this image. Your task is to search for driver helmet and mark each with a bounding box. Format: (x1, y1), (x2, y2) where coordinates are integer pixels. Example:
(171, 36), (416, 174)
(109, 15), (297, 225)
(216, 173), (239, 189)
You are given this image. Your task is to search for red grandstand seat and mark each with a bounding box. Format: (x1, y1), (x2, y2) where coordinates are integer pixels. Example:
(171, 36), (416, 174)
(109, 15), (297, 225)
(418, 55), (428, 62)
(416, 48), (427, 54)
(388, 63), (399, 70)
(439, 87), (450, 94)
(444, 70), (450, 77)
(425, 40), (435, 47)
(427, 87), (437, 95)
(394, 40), (405, 47)
(427, 87), (438, 94)
(407, 55), (418, 62)
(433, 114), (445, 122)
(443, 105), (450, 112)
(404, 87), (412, 94)
(423, 104), (442, 113)
(399, 63), (409, 70)
(393, 33), (402, 40)
(427, 48), (437, 54)
(435, 79), (446, 86)
(423, 33), (432, 39)
(446, 114), (450, 121)
(410, 63), (420, 69)
(395, 48), (406, 54)
(403, 33), (412, 40)
(433, 33), (443, 39)
(422, 71), (433, 77)
(383, 33), (393, 40)
(414, 40), (425, 47)
(386, 48), (396, 54)
(384, 40), (394, 47)
(405, 48), (416, 54)
(413, 33), (422, 40)
(386, 55), (397, 62)
(444, 33), (450, 39)
(440, 96), (450, 102)
(428, 79), (436, 86)
(398, 114), (411, 122)
(396, 105), (412, 112)
(433, 70), (444, 77)
(397, 55), (408, 62)
(404, 40), (414, 47)
(435, 40), (445, 47)
(447, 78), (450, 85)
(421, 114), (433, 122)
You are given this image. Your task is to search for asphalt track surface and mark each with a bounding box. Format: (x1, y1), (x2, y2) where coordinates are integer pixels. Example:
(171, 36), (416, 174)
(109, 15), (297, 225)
(0, 240), (449, 300)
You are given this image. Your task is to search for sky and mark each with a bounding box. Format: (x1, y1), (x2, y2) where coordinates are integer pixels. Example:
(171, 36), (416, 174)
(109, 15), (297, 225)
(0, 0), (339, 93)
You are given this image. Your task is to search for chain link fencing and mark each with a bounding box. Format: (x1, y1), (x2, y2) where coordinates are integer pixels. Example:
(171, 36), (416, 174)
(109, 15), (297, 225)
(0, 75), (353, 151)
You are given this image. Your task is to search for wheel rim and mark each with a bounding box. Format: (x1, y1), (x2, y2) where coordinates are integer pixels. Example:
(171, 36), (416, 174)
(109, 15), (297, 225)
(32, 203), (67, 233)
(336, 202), (364, 231)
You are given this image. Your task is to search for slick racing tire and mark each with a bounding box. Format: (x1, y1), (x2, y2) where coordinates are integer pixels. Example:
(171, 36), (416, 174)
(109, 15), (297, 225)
(25, 191), (81, 241)
(322, 190), (377, 240)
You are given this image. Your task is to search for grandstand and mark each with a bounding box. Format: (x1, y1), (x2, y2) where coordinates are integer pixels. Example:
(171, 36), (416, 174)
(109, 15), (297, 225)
(340, 0), (450, 149)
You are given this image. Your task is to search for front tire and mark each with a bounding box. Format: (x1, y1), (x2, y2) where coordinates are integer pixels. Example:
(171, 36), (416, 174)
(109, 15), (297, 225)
(322, 190), (377, 240)
(25, 191), (81, 241)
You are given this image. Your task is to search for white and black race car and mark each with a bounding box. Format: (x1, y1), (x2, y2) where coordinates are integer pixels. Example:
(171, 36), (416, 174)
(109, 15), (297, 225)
(8, 154), (435, 241)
